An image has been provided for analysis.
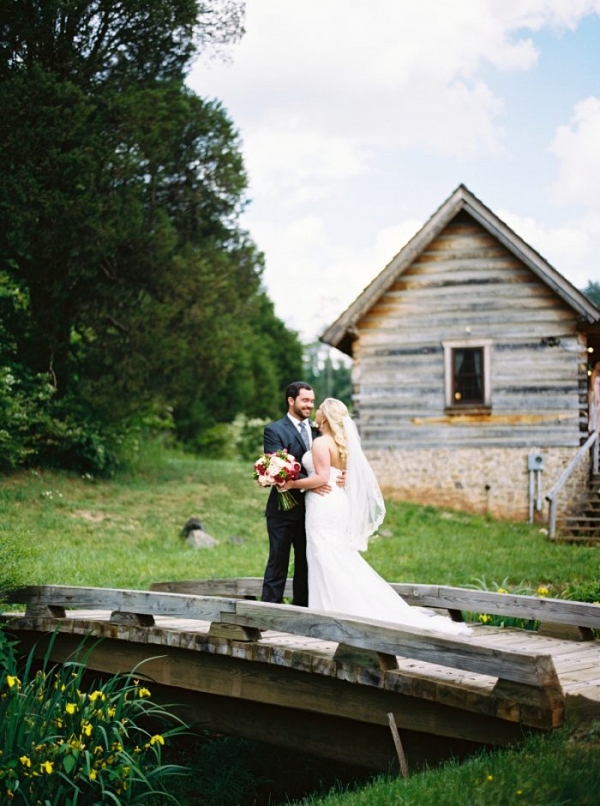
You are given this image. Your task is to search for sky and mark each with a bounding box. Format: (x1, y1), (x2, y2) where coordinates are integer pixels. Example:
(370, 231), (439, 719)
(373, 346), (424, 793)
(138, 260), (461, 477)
(187, 0), (600, 348)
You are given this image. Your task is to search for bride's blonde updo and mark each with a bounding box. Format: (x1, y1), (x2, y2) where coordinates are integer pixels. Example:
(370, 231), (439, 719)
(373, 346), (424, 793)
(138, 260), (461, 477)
(319, 398), (349, 465)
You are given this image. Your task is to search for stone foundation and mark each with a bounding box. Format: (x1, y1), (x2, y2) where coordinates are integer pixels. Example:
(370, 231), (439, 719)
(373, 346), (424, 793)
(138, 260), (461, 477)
(368, 446), (589, 523)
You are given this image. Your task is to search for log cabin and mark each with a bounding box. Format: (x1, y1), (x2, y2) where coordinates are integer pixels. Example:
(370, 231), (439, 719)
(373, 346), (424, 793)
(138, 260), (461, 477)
(321, 184), (600, 524)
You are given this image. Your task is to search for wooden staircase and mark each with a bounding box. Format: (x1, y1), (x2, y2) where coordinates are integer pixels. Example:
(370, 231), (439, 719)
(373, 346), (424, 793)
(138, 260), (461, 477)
(557, 473), (600, 541)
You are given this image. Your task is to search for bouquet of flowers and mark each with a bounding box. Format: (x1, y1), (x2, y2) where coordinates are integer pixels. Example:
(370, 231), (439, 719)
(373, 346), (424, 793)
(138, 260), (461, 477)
(253, 449), (301, 511)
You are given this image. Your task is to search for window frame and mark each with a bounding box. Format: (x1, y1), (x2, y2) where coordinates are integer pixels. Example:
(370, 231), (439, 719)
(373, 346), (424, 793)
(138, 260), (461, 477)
(442, 339), (492, 411)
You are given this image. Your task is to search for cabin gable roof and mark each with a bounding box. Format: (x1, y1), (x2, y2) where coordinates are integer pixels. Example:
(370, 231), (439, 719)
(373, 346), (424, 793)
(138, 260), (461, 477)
(321, 184), (600, 355)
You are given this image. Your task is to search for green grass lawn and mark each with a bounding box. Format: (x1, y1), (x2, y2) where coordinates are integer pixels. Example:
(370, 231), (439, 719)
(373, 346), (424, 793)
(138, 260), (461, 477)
(2, 445), (600, 805)
(2, 447), (599, 597)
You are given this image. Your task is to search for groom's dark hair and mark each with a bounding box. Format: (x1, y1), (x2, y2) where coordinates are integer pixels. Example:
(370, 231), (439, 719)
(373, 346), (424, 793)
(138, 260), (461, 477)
(285, 381), (313, 403)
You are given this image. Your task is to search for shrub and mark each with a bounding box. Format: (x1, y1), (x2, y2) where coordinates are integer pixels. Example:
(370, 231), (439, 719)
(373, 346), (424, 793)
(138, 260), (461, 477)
(0, 366), (55, 471)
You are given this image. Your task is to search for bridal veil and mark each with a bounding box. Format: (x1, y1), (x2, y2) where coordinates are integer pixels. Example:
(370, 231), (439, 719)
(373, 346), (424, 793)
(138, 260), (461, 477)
(343, 415), (386, 550)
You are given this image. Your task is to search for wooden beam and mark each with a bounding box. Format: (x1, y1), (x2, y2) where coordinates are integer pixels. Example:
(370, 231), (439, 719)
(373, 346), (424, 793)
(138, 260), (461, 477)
(148, 578), (600, 633)
(6, 585), (237, 620)
(6, 585), (566, 695)
(12, 629), (534, 746)
(227, 599), (562, 691)
(390, 584), (600, 630)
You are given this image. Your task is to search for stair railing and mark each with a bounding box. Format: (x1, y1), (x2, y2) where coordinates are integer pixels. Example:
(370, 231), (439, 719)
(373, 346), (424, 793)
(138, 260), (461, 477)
(545, 430), (599, 539)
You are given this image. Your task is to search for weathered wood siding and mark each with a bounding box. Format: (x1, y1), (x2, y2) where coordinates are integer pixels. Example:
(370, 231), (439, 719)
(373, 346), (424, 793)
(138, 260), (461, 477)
(349, 211), (590, 519)
(354, 211), (588, 452)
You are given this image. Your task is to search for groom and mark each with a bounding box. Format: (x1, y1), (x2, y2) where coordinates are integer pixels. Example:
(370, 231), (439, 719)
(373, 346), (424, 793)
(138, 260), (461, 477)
(261, 380), (323, 606)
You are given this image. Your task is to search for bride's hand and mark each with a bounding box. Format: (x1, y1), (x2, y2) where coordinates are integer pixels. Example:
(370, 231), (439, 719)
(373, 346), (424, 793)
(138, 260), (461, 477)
(336, 469), (346, 489)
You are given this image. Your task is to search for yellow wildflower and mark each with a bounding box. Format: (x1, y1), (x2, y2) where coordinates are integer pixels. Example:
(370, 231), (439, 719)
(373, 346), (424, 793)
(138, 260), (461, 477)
(150, 734), (164, 746)
(89, 690), (105, 702)
(89, 768), (97, 780)
(479, 614), (491, 623)
(65, 702), (77, 715)
(138, 687), (151, 698)
(6, 675), (21, 689)
(40, 760), (54, 775)
(497, 588), (508, 594)
(19, 755), (32, 767)
(537, 586), (549, 597)
(82, 721), (93, 736)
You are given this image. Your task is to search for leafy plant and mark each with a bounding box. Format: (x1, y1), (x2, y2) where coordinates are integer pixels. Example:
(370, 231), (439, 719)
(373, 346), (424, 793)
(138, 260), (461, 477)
(465, 576), (545, 630)
(0, 633), (188, 804)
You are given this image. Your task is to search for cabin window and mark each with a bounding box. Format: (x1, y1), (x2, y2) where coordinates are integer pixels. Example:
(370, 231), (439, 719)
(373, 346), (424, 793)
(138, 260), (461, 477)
(443, 340), (492, 411)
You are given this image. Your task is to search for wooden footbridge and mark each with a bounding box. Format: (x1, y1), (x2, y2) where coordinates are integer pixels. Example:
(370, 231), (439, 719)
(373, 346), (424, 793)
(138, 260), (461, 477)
(4, 580), (600, 773)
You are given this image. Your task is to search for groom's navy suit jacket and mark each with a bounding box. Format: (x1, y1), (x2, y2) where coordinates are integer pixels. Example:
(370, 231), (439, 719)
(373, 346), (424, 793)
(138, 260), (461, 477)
(263, 416), (317, 520)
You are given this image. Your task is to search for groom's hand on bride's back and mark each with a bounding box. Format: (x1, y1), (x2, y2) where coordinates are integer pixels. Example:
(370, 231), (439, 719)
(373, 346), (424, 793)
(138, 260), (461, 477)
(313, 473), (345, 495)
(312, 482), (332, 497)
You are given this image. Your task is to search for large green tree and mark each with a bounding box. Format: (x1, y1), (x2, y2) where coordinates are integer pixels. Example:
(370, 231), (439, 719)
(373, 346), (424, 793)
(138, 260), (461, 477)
(0, 1), (302, 469)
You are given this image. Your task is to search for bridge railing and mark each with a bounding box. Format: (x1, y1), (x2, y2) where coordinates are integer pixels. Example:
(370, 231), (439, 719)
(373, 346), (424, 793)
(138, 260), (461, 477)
(151, 577), (600, 635)
(3, 581), (577, 726)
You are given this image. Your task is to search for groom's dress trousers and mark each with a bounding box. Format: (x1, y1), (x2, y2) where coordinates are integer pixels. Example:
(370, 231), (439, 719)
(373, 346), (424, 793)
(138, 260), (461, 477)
(262, 416), (314, 607)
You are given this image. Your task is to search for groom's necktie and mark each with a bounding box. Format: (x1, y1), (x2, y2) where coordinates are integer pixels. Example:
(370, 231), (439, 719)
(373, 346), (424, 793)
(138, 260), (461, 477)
(299, 420), (310, 451)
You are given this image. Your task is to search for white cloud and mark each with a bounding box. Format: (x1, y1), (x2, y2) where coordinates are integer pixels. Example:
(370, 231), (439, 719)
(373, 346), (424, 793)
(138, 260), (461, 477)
(188, 1), (600, 337)
(498, 209), (593, 288)
(190, 0), (600, 213)
(243, 118), (372, 206)
(250, 213), (426, 339)
(549, 97), (600, 208)
(495, 0), (600, 31)
(373, 220), (425, 266)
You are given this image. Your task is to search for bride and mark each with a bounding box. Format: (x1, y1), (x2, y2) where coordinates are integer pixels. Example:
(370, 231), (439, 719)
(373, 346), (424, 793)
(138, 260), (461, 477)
(282, 398), (471, 636)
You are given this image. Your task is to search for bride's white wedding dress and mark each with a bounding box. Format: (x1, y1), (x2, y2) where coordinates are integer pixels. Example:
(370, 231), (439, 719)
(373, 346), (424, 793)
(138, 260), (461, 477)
(303, 451), (471, 636)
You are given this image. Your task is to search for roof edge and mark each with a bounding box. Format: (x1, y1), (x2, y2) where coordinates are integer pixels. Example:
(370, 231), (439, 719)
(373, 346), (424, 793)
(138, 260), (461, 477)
(321, 184), (600, 351)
